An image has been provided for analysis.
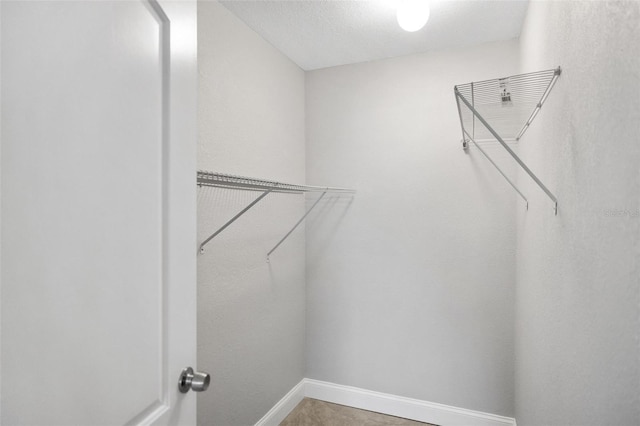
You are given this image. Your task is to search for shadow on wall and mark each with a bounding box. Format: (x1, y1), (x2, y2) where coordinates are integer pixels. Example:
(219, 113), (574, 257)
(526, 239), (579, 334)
(306, 195), (355, 263)
(465, 144), (522, 207)
(196, 185), (290, 272)
(197, 185), (259, 244)
(197, 185), (355, 269)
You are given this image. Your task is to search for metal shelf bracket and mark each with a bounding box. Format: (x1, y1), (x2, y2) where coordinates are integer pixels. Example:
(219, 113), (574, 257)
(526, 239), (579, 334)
(199, 188), (274, 253)
(266, 191), (327, 262)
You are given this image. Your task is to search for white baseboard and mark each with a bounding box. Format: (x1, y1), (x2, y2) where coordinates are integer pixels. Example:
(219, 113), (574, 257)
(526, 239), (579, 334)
(255, 378), (516, 426)
(304, 379), (516, 426)
(254, 379), (306, 426)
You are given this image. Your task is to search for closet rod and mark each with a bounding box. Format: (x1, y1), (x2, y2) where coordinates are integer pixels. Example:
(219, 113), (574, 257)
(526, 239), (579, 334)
(197, 171), (355, 254)
(455, 89), (558, 214)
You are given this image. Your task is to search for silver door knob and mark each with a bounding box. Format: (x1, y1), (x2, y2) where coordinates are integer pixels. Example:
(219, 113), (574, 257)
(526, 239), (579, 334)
(178, 367), (210, 393)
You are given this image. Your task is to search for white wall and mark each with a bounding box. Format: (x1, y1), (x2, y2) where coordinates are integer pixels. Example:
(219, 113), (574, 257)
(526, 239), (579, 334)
(197, 2), (306, 425)
(197, 2), (640, 423)
(515, 1), (640, 424)
(305, 40), (520, 417)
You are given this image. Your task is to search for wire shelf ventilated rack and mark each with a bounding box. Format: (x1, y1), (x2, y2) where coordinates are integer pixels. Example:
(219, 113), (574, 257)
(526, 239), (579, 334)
(454, 67), (561, 214)
(197, 170), (355, 258)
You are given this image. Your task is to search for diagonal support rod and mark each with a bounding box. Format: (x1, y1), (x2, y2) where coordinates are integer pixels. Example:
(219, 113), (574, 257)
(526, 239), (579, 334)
(455, 88), (558, 215)
(267, 191), (327, 261)
(463, 129), (528, 209)
(199, 188), (274, 253)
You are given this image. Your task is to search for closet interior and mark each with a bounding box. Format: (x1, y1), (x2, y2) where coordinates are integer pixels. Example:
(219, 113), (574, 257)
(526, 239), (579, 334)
(196, 2), (640, 426)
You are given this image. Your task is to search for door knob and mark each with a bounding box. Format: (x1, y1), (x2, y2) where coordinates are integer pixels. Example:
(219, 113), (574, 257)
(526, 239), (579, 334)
(178, 367), (210, 393)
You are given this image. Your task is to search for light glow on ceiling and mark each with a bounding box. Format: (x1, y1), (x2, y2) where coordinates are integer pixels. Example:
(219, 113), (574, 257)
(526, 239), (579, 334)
(396, 1), (430, 32)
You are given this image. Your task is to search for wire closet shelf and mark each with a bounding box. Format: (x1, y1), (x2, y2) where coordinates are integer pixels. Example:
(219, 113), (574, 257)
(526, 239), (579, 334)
(197, 170), (355, 194)
(454, 67), (561, 214)
(197, 170), (355, 258)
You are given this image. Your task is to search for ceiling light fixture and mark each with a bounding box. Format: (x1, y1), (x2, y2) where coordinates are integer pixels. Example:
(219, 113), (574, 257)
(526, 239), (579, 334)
(396, 0), (430, 32)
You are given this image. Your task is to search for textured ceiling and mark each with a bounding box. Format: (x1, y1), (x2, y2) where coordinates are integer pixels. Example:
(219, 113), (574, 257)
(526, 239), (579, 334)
(219, 0), (529, 71)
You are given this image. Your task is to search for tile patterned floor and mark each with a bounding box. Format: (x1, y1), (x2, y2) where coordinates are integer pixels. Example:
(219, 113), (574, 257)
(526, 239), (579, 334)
(280, 398), (435, 426)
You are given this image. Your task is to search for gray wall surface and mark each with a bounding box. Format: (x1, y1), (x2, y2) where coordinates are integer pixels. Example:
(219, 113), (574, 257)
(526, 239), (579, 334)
(196, 1), (640, 423)
(197, 2), (306, 425)
(305, 40), (520, 417)
(515, 1), (640, 424)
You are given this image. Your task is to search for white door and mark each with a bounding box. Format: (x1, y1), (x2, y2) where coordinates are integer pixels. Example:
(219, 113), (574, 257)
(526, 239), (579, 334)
(0, 0), (197, 424)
